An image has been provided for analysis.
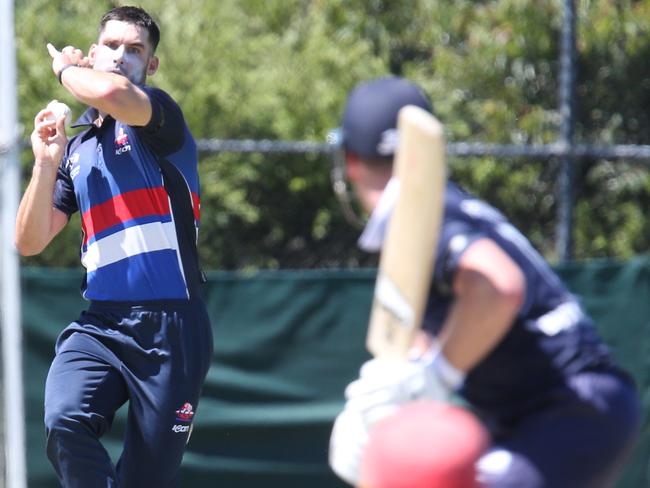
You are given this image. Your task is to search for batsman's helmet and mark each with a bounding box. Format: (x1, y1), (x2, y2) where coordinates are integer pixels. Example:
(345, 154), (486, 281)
(341, 76), (432, 160)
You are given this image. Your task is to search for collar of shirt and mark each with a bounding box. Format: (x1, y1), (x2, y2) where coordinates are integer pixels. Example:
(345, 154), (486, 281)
(71, 106), (107, 128)
(358, 176), (400, 252)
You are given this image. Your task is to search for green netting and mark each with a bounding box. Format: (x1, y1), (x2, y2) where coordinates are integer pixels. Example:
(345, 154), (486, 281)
(20, 258), (650, 487)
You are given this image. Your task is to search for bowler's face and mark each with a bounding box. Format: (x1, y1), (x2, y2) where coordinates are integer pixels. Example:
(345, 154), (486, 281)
(90, 20), (157, 85)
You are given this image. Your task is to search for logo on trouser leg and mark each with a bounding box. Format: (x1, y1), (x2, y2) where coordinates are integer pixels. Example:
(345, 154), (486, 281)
(172, 402), (195, 434)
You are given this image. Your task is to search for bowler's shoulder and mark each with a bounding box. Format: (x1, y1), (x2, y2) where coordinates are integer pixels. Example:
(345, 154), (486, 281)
(139, 85), (185, 127)
(141, 85), (180, 107)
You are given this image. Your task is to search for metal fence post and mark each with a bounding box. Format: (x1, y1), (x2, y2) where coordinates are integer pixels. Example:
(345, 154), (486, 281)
(0, 0), (27, 486)
(556, 0), (577, 262)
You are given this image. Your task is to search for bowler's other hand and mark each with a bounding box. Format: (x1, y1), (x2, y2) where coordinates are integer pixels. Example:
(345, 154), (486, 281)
(46, 43), (90, 78)
(31, 108), (68, 166)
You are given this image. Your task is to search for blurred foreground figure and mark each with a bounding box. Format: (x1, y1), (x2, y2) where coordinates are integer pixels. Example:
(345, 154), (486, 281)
(359, 401), (489, 488)
(328, 76), (641, 488)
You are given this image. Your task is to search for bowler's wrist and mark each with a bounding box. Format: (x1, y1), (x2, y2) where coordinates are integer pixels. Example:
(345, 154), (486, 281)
(57, 63), (79, 85)
(33, 159), (58, 170)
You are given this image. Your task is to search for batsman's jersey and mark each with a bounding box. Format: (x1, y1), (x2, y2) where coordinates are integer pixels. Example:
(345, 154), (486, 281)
(360, 180), (621, 418)
(53, 86), (203, 301)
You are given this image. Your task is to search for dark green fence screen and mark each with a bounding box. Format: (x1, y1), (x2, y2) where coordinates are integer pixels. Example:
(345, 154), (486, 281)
(21, 257), (650, 487)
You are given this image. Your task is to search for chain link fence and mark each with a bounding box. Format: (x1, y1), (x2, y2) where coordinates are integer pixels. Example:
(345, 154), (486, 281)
(13, 0), (650, 272)
(191, 0), (650, 269)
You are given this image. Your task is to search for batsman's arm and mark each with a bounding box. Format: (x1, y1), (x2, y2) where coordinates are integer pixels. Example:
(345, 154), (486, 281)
(47, 43), (152, 126)
(436, 238), (525, 372)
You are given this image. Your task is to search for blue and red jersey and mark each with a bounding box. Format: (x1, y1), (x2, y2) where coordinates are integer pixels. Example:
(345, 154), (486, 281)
(53, 86), (203, 302)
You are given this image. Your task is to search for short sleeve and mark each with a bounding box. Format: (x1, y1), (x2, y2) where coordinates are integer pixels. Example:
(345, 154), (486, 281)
(135, 86), (186, 156)
(52, 153), (78, 216)
(432, 220), (485, 296)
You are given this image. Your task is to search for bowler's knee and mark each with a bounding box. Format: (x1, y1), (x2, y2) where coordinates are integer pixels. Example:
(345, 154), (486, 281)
(45, 402), (108, 440)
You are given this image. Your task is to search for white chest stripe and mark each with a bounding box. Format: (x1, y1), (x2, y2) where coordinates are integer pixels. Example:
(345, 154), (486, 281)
(81, 221), (179, 272)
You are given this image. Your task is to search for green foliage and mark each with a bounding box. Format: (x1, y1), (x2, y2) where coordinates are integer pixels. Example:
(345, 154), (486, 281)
(15, 0), (650, 269)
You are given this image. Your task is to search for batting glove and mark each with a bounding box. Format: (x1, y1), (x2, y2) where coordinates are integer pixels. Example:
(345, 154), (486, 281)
(348, 354), (464, 424)
(329, 406), (369, 485)
(329, 353), (465, 485)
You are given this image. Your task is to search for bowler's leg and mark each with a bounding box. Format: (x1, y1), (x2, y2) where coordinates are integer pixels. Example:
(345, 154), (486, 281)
(45, 347), (128, 488)
(115, 305), (213, 487)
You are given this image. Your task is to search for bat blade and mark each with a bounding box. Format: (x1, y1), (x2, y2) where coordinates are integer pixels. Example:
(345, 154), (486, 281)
(366, 105), (446, 358)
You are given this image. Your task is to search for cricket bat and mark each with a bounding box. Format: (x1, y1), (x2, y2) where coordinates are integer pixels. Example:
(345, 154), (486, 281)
(366, 105), (447, 358)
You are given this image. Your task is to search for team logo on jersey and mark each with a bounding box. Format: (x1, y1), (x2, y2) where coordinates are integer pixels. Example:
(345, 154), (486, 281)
(115, 127), (129, 145)
(67, 153), (80, 165)
(172, 402), (195, 434)
(66, 153), (80, 179)
(115, 127), (132, 155)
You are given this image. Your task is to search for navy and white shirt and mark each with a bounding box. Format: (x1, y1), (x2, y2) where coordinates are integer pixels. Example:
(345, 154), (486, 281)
(53, 86), (203, 302)
(360, 179), (619, 418)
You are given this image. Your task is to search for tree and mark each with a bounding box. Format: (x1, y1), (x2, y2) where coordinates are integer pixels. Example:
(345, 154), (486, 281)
(15, 0), (650, 269)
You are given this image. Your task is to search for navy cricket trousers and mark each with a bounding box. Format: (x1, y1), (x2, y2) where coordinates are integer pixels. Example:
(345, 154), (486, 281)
(476, 369), (641, 488)
(44, 299), (213, 488)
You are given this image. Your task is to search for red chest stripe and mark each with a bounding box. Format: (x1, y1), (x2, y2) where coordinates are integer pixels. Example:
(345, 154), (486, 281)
(191, 191), (201, 221)
(82, 187), (171, 244)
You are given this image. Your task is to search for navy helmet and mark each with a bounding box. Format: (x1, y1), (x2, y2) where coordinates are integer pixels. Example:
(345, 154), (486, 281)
(341, 76), (432, 159)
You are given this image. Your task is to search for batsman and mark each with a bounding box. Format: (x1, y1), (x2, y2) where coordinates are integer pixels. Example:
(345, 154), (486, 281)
(328, 77), (641, 487)
(15, 6), (212, 487)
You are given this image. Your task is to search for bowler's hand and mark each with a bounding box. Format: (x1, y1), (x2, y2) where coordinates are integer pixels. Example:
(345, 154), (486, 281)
(46, 43), (90, 78)
(31, 108), (68, 167)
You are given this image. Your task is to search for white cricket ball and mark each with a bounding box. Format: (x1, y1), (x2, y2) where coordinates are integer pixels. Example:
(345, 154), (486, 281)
(45, 99), (72, 126)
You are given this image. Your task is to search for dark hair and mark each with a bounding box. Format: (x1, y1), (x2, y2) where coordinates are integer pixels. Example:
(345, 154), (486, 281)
(99, 6), (160, 52)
